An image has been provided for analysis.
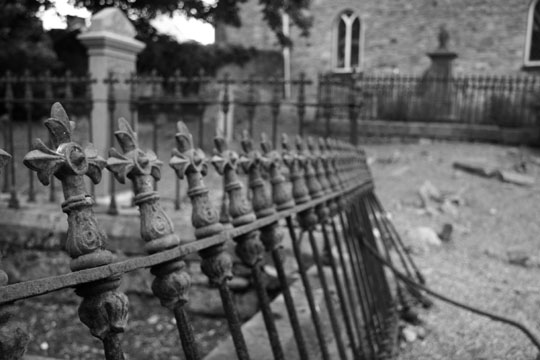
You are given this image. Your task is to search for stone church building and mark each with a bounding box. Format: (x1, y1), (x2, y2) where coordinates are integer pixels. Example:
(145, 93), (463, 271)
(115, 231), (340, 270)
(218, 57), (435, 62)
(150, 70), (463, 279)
(216, 0), (540, 79)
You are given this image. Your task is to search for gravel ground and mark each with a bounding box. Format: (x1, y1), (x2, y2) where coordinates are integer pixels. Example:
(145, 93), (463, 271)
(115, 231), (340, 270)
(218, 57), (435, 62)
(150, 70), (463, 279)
(365, 141), (540, 360)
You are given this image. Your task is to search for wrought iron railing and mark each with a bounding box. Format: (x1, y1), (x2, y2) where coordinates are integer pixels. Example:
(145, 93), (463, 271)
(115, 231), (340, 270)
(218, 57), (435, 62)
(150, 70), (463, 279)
(0, 102), (427, 359)
(2, 71), (539, 213)
(356, 73), (540, 126)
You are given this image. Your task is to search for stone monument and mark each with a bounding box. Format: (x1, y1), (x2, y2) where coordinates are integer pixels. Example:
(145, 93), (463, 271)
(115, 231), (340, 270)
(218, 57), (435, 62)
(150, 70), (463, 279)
(78, 8), (145, 197)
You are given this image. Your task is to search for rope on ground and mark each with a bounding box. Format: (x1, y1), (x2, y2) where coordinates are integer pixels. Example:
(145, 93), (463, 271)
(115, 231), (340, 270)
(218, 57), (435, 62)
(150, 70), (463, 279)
(361, 239), (540, 352)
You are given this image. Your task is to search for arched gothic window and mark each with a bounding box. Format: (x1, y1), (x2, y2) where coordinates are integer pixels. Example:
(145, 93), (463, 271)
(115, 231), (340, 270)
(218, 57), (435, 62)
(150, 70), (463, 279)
(334, 10), (363, 71)
(525, 0), (540, 66)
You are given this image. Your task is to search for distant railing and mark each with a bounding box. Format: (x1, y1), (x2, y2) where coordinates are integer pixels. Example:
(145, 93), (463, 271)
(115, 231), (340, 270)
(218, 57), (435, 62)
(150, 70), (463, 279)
(0, 102), (428, 359)
(2, 70), (540, 212)
(0, 71), (93, 208)
(355, 73), (540, 126)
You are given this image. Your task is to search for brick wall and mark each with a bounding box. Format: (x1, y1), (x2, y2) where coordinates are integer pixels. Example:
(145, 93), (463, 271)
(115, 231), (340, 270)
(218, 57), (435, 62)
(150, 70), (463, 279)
(217, 0), (532, 80)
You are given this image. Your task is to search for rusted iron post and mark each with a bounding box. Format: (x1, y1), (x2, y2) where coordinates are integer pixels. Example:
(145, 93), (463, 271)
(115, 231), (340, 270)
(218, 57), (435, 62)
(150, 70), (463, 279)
(270, 77), (282, 147)
(23, 103), (128, 360)
(322, 75), (333, 137)
(243, 75), (257, 137)
(22, 70), (36, 202)
(281, 134), (331, 360)
(291, 73), (309, 136)
(295, 136), (347, 360)
(348, 75), (360, 146)
(107, 118), (199, 359)
(308, 137), (361, 358)
(170, 122), (251, 360)
(41, 70), (58, 202)
(1, 116), (9, 193)
(257, 132), (310, 360)
(149, 69), (161, 192)
(217, 74), (232, 225)
(212, 133), (285, 360)
(127, 72), (139, 132)
(172, 69), (183, 211)
(104, 72), (119, 215)
(0, 148), (29, 360)
(4, 71), (19, 208)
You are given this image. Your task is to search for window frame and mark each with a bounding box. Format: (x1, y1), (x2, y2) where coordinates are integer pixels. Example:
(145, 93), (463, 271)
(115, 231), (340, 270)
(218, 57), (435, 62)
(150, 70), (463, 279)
(524, 0), (540, 67)
(332, 10), (365, 73)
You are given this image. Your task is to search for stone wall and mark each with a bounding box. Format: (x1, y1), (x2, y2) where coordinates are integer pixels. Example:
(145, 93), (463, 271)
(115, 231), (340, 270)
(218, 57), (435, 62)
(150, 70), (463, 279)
(217, 0), (531, 80)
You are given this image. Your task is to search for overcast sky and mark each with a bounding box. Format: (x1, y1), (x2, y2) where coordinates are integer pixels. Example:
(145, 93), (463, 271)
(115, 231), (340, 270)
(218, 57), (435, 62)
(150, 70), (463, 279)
(39, 0), (215, 44)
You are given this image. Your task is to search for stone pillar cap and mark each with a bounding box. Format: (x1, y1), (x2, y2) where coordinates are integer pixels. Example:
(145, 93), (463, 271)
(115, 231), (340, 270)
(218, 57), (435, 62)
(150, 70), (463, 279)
(77, 7), (145, 54)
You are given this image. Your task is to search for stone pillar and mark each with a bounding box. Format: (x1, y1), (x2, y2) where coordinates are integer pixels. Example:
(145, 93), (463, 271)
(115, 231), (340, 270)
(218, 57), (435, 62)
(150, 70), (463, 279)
(78, 8), (145, 197)
(422, 25), (458, 121)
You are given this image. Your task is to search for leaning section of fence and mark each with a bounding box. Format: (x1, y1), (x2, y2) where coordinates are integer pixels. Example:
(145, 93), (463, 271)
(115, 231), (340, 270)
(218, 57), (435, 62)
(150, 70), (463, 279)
(0, 102), (433, 360)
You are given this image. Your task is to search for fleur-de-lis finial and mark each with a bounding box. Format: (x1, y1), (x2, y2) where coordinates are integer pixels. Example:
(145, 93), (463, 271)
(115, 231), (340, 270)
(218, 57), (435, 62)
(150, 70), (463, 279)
(107, 118), (162, 184)
(170, 122), (208, 180)
(296, 136), (323, 199)
(240, 130), (273, 219)
(307, 137), (330, 193)
(22, 103), (128, 358)
(212, 134), (255, 227)
(23, 103), (106, 186)
(282, 133), (310, 204)
(260, 133), (294, 211)
(211, 134), (242, 176)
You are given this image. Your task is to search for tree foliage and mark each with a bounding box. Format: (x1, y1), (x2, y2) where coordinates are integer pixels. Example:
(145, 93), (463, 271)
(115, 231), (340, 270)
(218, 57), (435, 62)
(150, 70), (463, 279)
(0, 0), (59, 73)
(136, 21), (256, 78)
(71, 0), (312, 45)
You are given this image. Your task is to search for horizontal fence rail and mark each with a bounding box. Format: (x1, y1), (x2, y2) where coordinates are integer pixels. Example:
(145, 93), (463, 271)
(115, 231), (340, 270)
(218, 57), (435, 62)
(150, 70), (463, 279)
(0, 102), (431, 360)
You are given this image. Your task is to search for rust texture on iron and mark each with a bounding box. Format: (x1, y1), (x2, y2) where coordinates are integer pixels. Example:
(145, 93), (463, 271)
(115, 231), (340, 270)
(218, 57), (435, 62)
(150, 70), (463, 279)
(23, 103), (128, 360)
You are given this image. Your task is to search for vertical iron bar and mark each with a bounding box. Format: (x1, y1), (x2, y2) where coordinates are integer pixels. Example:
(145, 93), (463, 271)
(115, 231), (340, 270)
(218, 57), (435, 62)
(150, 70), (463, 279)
(218, 283), (251, 360)
(85, 74), (95, 199)
(6, 71), (19, 209)
(173, 306), (200, 360)
(252, 263), (285, 360)
(246, 75), (256, 137)
(321, 222), (361, 358)
(150, 70), (160, 192)
(106, 72), (118, 215)
(331, 217), (373, 355)
(173, 70), (182, 211)
(341, 210), (382, 352)
(270, 245), (310, 360)
(270, 78), (281, 147)
(297, 72), (306, 136)
(1, 117), (9, 193)
(23, 70), (35, 202)
(306, 228), (348, 360)
(286, 218), (331, 360)
(323, 75), (332, 137)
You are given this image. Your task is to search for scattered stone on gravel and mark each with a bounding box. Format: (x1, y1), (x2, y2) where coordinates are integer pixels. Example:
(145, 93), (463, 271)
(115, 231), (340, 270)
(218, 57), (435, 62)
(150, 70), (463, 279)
(498, 170), (535, 186)
(418, 180), (442, 207)
(402, 326), (418, 342)
(440, 200), (459, 217)
(506, 250), (530, 267)
(438, 223), (453, 242)
(404, 226), (442, 254)
(453, 159), (499, 177)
